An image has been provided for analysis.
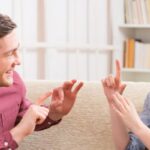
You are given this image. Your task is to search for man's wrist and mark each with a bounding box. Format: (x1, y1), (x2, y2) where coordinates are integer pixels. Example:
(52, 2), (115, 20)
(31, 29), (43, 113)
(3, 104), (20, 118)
(10, 125), (25, 144)
(48, 112), (63, 121)
(47, 116), (62, 125)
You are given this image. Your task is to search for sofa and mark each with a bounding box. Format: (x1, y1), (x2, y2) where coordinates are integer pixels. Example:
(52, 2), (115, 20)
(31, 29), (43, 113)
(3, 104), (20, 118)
(18, 80), (150, 150)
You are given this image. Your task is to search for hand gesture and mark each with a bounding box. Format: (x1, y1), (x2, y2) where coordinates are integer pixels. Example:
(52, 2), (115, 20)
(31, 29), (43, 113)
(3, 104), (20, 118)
(111, 92), (143, 133)
(49, 80), (83, 121)
(102, 60), (126, 103)
(19, 105), (49, 135)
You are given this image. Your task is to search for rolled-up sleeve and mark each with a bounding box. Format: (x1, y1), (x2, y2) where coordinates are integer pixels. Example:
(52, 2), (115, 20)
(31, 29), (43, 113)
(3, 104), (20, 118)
(0, 131), (18, 150)
(126, 132), (145, 150)
(126, 92), (150, 150)
(35, 117), (62, 131)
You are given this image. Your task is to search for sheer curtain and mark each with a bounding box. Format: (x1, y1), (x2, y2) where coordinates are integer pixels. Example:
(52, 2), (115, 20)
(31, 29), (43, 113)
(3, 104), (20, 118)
(0, 0), (113, 81)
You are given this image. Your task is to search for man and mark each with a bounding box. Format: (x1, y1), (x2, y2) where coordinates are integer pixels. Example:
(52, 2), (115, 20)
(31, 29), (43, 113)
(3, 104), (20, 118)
(102, 60), (150, 150)
(0, 14), (83, 150)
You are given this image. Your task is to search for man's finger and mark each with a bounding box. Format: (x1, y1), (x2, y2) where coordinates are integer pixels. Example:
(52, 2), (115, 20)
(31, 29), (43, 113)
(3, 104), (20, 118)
(73, 82), (84, 95)
(35, 91), (52, 105)
(52, 87), (64, 101)
(63, 80), (77, 90)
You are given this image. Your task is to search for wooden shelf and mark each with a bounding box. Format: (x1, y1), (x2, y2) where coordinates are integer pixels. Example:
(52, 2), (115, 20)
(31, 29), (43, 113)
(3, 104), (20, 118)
(122, 68), (150, 73)
(119, 24), (150, 29)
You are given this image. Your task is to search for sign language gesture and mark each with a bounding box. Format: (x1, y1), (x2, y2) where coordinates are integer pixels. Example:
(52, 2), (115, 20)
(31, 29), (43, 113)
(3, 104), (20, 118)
(102, 60), (126, 102)
(111, 92), (143, 132)
(35, 80), (83, 121)
(49, 80), (83, 121)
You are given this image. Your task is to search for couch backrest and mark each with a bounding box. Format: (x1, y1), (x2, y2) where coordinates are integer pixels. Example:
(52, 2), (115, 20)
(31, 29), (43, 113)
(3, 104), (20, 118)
(19, 81), (150, 150)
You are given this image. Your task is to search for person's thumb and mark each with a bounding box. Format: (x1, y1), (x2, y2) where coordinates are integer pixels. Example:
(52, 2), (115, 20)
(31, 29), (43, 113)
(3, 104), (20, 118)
(119, 84), (126, 94)
(35, 91), (52, 105)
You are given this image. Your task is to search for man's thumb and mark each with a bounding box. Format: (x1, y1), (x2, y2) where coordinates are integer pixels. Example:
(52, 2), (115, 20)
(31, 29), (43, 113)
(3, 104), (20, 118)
(35, 91), (52, 105)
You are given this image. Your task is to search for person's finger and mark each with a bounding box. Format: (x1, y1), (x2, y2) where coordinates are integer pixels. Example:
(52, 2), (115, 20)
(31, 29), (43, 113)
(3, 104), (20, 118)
(101, 79), (107, 87)
(72, 82), (83, 95)
(116, 93), (129, 110)
(52, 87), (64, 101)
(106, 78), (111, 87)
(124, 97), (131, 106)
(119, 84), (126, 94)
(36, 113), (47, 124)
(36, 107), (49, 124)
(63, 80), (77, 90)
(35, 91), (52, 105)
(112, 92), (125, 112)
(111, 102), (123, 117)
(108, 75), (115, 88)
(115, 60), (121, 87)
(50, 100), (62, 110)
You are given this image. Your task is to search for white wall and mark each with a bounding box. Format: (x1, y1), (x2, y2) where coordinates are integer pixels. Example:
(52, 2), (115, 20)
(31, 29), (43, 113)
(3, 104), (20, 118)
(0, 0), (113, 81)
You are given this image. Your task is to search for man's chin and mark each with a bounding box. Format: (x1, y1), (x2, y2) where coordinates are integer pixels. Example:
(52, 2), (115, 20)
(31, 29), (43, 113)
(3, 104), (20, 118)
(0, 78), (13, 87)
(5, 78), (13, 86)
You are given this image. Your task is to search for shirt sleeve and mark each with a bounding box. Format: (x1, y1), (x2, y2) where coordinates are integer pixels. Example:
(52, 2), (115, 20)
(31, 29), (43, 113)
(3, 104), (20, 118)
(35, 117), (62, 131)
(126, 132), (146, 150)
(35, 105), (62, 131)
(16, 96), (62, 131)
(0, 131), (18, 150)
(14, 71), (62, 131)
(15, 96), (31, 125)
(126, 92), (150, 150)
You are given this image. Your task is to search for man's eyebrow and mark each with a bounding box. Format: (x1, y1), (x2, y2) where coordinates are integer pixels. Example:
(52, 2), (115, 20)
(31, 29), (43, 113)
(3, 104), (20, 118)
(0, 43), (20, 56)
(9, 43), (20, 51)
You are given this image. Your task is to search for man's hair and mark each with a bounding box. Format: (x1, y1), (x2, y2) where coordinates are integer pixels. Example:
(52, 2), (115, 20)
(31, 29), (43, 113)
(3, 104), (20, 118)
(0, 14), (17, 38)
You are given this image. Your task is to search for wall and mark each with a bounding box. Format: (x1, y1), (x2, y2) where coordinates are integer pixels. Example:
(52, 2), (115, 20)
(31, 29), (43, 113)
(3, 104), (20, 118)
(0, 0), (113, 81)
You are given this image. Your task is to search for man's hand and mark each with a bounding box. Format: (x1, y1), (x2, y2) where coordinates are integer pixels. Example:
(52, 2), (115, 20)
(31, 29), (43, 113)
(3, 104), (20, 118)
(102, 60), (126, 103)
(10, 104), (49, 144)
(34, 80), (83, 121)
(48, 80), (83, 121)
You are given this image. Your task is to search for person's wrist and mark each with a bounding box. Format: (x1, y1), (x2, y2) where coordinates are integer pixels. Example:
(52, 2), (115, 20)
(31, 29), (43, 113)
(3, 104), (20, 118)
(132, 121), (145, 136)
(10, 125), (26, 144)
(48, 112), (62, 121)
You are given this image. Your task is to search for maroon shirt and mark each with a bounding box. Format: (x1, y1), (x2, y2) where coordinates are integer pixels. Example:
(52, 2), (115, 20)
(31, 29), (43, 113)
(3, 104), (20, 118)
(0, 71), (61, 150)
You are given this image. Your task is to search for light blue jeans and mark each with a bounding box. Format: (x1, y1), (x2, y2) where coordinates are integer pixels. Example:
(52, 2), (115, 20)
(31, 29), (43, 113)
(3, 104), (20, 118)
(126, 93), (150, 150)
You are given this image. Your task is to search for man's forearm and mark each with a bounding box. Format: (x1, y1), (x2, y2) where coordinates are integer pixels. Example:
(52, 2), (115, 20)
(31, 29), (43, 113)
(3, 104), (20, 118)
(10, 124), (27, 144)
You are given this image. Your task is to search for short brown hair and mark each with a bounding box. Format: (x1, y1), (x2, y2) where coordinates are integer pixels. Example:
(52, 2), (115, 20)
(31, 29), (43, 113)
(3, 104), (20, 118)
(0, 14), (17, 38)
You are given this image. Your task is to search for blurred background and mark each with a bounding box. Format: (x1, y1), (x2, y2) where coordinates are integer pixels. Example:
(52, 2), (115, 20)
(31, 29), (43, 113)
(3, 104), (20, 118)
(0, 0), (114, 81)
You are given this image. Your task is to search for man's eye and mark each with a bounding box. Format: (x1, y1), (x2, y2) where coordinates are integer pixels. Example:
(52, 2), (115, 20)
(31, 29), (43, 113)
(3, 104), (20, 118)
(7, 52), (13, 56)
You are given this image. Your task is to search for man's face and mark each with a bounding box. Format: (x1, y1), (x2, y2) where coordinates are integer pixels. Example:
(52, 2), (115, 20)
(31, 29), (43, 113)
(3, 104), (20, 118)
(0, 29), (21, 87)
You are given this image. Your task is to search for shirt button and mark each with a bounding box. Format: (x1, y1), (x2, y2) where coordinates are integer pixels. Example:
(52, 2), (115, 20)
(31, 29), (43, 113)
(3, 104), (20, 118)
(48, 122), (52, 125)
(8, 148), (12, 150)
(4, 141), (8, 147)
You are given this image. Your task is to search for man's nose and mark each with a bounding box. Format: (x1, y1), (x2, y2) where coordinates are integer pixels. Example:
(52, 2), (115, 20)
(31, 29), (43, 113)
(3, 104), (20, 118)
(15, 57), (21, 65)
(14, 52), (21, 65)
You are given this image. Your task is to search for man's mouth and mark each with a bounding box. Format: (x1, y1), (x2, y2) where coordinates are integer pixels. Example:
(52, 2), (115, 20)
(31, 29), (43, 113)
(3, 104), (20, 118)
(6, 70), (13, 77)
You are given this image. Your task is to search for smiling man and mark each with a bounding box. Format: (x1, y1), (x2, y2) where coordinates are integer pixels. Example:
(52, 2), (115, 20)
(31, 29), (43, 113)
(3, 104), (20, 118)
(0, 29), (20, 86)
(0, 14), (83, 150)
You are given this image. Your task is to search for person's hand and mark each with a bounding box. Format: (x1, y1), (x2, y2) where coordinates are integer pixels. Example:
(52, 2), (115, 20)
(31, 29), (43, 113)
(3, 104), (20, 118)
(111, 92), (143, 133)
(102, 60), (126, 103)
(10, 104), (49, 144)
(48, 80), (83, 121)
(19, 104), (49, 136)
